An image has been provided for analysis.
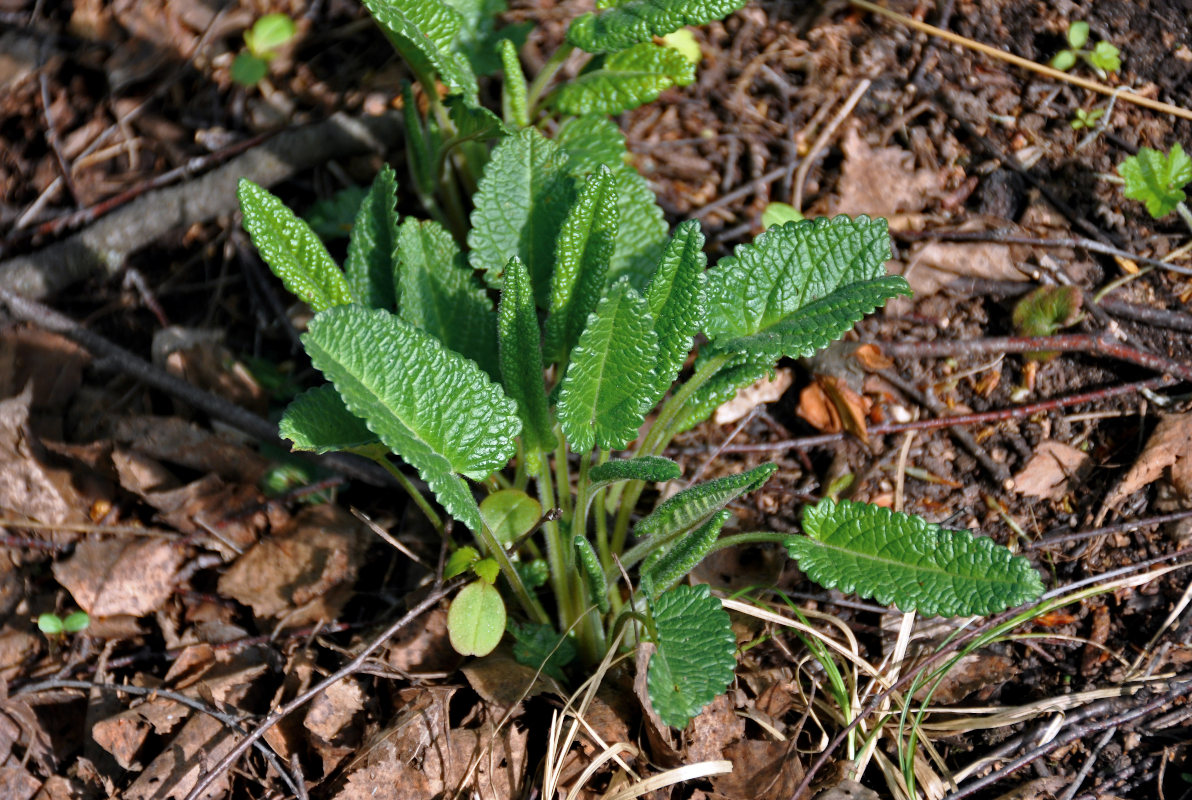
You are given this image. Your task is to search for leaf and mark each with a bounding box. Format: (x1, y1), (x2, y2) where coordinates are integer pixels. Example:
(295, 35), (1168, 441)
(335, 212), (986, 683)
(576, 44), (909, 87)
(62, 610), (90, 633)
(480, 489), (542, 547)
(1066, 21), (1089, 49)
(396, 218), (500, 378)
(661, 27), (702, 65)
(673, 359), (774, 433)
(443, 0), (530, 76)
(1050, 49), (1077, 71)
(473, 557), (500, 584)
(497, 256), (557, 458)
(589, 455), (681, 488)
(446, 95), (509, 144)
(557, 279), (660, 452)
(549, 42), (695, 115)
(1119, 144), (1192, 219)
(641, 509), (730, 599)
(544, 166), (619, 364)
(707, 275), (912, 362)
(508, 619), (577, 681)
(556, 117), (669, 288)
(304, 185), (368, 240)
(499, 39), (529, 127)
(636, 462), (776, 539)
(402, 82), (441, 203)
(231, 52), (268, 86)
(345, 165), (399, 309)
(468, 128), (577, 306)
(1012, 285), (1083, 359)
(280, 385), (380, 454)
(646, 584), (736, 729)
(245, 13), (296, 55)
(761, 201), (802, 229)
(237, 179), (352, 312)
(789, 499), (1045, 617)
(574, 536), (610, 613)
(302, 305), (521, 532)
(704, 216), (894, 344)
(567, 0), (747, 54)
(448, 581), (507, 656)
(1088, 40), (1120, 73)
(644, 219), (706, 402)
(362, 0), (478, 99)
(37, 613), (63, 635)
(445, 545), (481, 578)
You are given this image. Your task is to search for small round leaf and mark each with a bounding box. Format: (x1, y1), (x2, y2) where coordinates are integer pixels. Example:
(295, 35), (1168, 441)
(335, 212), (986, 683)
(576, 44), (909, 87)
(445, 546), (481, 579)
(447, 581), (507, 656)
(231, 52), (269, 86)
(37, 613), (64, 635)
(1066, 21), (1090, 49)
(480, 489), (541, 547)
(63, 611), (90, 633)
(246, 13), (297, 56)
(473, 557), (500, 585)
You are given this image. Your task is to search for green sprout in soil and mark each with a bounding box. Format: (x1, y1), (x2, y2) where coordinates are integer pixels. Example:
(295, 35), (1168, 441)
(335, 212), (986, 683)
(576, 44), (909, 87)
(1051, 21), (1121, 77)
(1119, 143), (1192, 230)
(38, 610), (90, 638)
(1070, 107), (1104, 131)
(232, 13), (297, 87)
(236, 0), (1045, 730)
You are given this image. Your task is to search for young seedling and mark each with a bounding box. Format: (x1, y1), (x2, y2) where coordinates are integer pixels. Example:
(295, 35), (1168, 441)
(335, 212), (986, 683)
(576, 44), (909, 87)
(232, 13), (297, 87)
(1051, 21), (1121, 77)
(38, 610), (90, 640)
(1070, 107), (1104, 131)
(1119, 143), (1192, 232)
(238, 0), (1045, 731)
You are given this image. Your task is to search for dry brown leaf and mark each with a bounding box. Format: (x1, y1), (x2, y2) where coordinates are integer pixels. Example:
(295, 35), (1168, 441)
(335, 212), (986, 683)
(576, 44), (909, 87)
(830, 127), (941, 218)
(0, 386), (86, 527)
(152, 327), (267, 416)
(460, 647), (560, 718)
(813, 780), (881, 800)
(851, 343), (893, 371)
(0, 627), (42, 682)
(123, 713), (241, 800)
(686, 694), (745, 764)
(796, 376), (871, 442)
(1101, 414), (1192, 521)
(52, 537), (184, 617)
(146, 474), (268, 557)
(218, 504), (367, 623)
(633, 643), (680, 766)
(305, 677), (365, 774)
(713, 368), (792, 425)
(710, 739), (804, 800)
(107, 415), (269, 484)
(111, 449), (180, 496)
(1013, 440), (1090, 500)
(384, 605), (461, 674)
(0, 767), (40, 800)
(912, 653), (1017, 704)
(0, 325), (89, 411)
(894, 218), (1032, 297)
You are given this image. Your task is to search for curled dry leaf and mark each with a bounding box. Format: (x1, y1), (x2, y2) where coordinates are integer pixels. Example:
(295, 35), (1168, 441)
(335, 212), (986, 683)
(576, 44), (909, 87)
(1099, 413), (1192, 523)
(1013, 439), (1090, 500)
(713, 368), (792, 425)
(796, 375), (871, 442)
(829, 126), (942, 219)
(0, 386), (86, 528)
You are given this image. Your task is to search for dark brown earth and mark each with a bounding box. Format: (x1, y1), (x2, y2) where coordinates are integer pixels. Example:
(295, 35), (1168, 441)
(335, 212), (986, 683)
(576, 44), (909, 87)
(1, 0), (1191, 798)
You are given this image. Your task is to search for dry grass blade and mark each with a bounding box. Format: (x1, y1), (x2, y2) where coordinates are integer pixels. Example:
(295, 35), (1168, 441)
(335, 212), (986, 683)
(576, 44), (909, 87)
(600, 760), (734, 800)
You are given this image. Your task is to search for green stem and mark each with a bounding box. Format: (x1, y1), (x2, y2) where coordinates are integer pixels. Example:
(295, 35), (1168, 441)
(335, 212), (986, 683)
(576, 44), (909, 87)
(554, 439), (573, 520)
(373, 457), (443, 535)
(526, 42), (575, 116)
(477, 518), (551, 625)
(1177, 201), (1192, 236)
(708, 531), (798, 554)
(536, 450), (575, 629)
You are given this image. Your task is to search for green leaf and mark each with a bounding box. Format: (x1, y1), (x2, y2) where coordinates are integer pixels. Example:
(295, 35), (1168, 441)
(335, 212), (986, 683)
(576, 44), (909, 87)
(761, 201), (802, 229)
(549, 42), (695, 115)
(231, 52), (268, 86)
(644, 219), (706, 402)
(445, 545), (481, 578)
(556, 117), (669, 288)
(237, 179), (352, 312)
(673, 359), (773, 433)
(661, 27), (702, 65)
(37, 613), (64, 635)
(545, 166), (619, 364)
(345, 165), (399, 309)
(245, 13), (296, 55)
(1066, 20), (1089, 49)
(789, 499), (1046, 617)
(641, 509), (730, 599)
(497, 256), (557, 458)
(303, 306), (520, 532)
(448, 581), (506, 656)
(508, 619), (577, 680)
(446, 95), (509, 145)
(480, 489), (542, 547)
(1088, 40), (1120, 73)
(1050, 49), (1077, 71)
(590, 456), (681, 488)
(1119, 144), (1192, 219)
(402, 82), (441, 203)
(362, 0), (478, 99)
(304, 185), (368, 240)
(396, 218), (499, 378)
(707, 275), (911, 362)
(468, 128), (577, 306)
(704, 216), (893, 344)
(1012, 285), (1083, 339)
(568, 0), (747, 54)
(499, 39), (529, 126)
(473, 557), (500, 584)
(636, 462), (776, 539)
(280, 385), (380, 454)
(443, 0), (530, 76)
(574, 536), (610, 613)
(647, 584), (736, 728)
(557, 279), (660, 452)
(516, 558), (550, 589)
(62, 610), (91, 634)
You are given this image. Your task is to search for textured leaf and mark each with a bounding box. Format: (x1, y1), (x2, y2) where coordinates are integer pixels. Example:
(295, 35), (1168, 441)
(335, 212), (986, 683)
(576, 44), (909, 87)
(636, 462), (776, 539)
(363, 0), (478, 99)
(396, 218), (500, 378)
(574, 536), (610, 613)
(550, 42), (695, 115)
(642, 509), (729, 599)
(480, 489), (542, 547)
(1119, 143), (1192, 218)
(508, 619), (577, 680)
(556, 117), (669, 288)
(673, 359), (772, 433)
(448, 581), (506, 656)
(647, 584), (736, 728)
(468, 128), (576, 306)
(790, 499), (1045, 617)
(568, 0), (747, 53)
(497, 256), (557, 457)
(499, 38), (529, 126)
(708, 275), (911, 361)
(237, 180), (352, 312)
(446, 95), (509, 144)
(704, 216), (892, 343)
(589, 455), (681, 488)
(402, 82), (441, 202)
(544, 166), (619, 364)
(303, 306), (520, 532)
(280, 385), (379, 454)
(442, 0), (513, 76)
(645, 219), (706, 402)
(557, 279), (659, 452)
(344, 165), (399, 309)
(304, 185), (368, 240)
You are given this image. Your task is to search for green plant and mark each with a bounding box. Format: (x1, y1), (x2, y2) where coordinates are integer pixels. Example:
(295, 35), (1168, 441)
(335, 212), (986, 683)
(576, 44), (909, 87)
(1069, 107), (1103, 130)
(232, 13), (297, 87)
(1012, 285), (1083, 360)
(238, 0), (1045, 729)
(1119, 143), (1192, 222)
(1051, 21), (1120, 76)
(37, 610), (90, 637)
